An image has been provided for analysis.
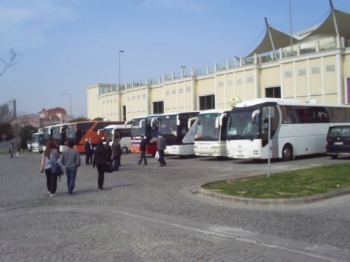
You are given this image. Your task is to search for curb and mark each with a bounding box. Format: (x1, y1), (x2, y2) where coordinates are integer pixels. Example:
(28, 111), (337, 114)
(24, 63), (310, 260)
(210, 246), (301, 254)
(191, 186), (350, 207)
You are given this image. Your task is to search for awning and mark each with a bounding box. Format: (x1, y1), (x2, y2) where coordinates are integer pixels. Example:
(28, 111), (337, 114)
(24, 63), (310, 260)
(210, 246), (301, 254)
(302, 9), (350, 40)
(247, 27), (298, 57)
(247, 9), (350, 57)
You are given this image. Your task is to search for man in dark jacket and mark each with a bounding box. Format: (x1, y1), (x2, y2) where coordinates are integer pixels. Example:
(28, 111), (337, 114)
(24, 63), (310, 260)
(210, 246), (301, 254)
(103, 138), (112, 163)
(93, 140), (108, 189)
(156, 133), (167, 167)
(84, 139), (92, 165)
(138, 136), (148, 165)
(111, 139), (122, 171)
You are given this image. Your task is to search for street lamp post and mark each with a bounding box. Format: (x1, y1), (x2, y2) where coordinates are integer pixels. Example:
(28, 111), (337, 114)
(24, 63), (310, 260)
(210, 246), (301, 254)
(61, 93), (72, 116)
(181, 65), (186, 77)
(118, 50), (124, 87)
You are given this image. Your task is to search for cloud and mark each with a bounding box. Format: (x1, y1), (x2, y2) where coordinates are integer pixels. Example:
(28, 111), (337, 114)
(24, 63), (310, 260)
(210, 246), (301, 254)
(0, 0), (76, 50)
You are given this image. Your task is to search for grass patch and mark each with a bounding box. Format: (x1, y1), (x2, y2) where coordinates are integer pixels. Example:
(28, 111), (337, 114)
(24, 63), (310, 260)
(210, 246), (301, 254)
(202, 163), (350, 199)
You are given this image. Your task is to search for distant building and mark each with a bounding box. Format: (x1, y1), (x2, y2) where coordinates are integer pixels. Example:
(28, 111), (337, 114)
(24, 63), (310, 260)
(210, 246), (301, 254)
(12, 114), (40, 128)
(38, 107), (73, 127)
(10, 107), (74, 129)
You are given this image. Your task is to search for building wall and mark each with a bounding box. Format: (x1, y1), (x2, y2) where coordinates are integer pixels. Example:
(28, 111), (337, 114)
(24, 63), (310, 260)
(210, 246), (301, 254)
(87, 47), (350, 121)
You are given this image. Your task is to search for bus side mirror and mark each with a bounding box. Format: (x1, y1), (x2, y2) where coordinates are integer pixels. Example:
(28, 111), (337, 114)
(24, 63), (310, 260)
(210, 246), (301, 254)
(216, 114), (225, 128)
(151, 117), (159, 127)
(215, 117), (219, 128)
(252, 110), (260, 123)
(188, 117), (198, 129)
(139, 119), (145, 128)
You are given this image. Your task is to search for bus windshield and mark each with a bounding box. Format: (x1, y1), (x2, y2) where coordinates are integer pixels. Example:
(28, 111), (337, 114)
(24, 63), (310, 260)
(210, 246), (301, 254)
(227, 107), (262, 140)
(195, 113), (220, 141)
(131, 118), (145, 137)
(104, 127), (114, 141)
(158, 115), (177, 135)
(66, 122), (94, 143)
(32, 133), (42, 143)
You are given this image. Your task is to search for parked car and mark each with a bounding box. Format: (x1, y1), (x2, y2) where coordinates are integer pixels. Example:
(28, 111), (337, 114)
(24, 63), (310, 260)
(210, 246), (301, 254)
(325, 125), (350, 159)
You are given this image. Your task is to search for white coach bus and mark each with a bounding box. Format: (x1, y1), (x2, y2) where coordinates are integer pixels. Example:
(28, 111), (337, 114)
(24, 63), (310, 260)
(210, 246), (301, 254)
(226, 98), (350, 161)
(155, 111), (200, 156)
(193, 109), (230, 158)
(99, 123), (132, 153)
(31, 129), (44, 153)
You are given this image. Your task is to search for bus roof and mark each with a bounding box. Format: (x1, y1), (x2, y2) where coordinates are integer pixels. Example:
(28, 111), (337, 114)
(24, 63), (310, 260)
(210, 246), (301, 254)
(234, 98), (350, 108)
(160, 111), (200, 116)
(198, 109), (231, 114)
(104, 124), (131, 129)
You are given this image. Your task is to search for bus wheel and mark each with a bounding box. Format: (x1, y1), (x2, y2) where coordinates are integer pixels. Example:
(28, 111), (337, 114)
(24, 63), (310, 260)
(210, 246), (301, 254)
(282, 145), (293, 161)
(121, 147), (128, 154)
(331, 155), (338, 159)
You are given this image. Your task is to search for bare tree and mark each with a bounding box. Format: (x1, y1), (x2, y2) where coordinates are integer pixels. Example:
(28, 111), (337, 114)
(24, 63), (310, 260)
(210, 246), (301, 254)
(0, 49), (20, 77)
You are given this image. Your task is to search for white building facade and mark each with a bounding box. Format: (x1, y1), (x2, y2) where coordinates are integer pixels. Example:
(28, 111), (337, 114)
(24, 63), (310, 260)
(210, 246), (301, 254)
(87, 8), (350, 122)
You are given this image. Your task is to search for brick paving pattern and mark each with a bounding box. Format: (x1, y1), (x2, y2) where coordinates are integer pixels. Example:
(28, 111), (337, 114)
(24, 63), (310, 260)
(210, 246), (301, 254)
(1, 153), (350, 261)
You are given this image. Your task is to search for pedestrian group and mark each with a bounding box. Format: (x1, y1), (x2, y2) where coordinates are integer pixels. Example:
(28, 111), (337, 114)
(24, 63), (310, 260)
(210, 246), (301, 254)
(39, 134), (167, 196)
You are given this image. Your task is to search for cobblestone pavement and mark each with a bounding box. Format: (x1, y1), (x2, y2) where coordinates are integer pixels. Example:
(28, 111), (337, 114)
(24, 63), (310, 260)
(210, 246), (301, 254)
(1, 153), (350, 262)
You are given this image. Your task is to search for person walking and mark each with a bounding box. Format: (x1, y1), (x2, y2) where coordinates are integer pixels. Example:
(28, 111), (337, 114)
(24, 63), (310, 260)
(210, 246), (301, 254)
(84, 138), (91, 165)
(111, 138), (122, 171)
(138, 136), (148, 165)
(40, 141), (59, 196)
(93, 140), (108, 189)
(15, 143), (20, 158)
(156, 133), (167, 167)
(61, 140), (81, 195)
(9, 142), (14, 158)
(88, 138), (93, 164)
(104, 139), (112, 163)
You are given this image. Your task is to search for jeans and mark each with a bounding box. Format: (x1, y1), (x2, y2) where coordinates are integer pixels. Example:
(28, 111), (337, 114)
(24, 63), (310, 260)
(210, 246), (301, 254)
(65, 167), (77, 194)
(113, 156), (120, 171)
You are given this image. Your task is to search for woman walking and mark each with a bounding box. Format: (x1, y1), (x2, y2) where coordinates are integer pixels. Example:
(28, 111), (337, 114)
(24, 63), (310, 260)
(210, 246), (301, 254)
(93, 140), (108, 189)
(40, 141), (59, 196)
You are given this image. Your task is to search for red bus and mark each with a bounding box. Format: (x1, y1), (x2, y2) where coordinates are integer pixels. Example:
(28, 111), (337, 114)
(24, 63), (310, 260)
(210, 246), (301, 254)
(130, 115), (161, 156)
(65, 120), (125, 153)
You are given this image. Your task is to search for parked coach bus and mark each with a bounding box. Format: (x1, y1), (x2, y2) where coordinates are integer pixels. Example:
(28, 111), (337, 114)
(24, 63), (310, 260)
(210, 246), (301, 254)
(194, 109), (230, 158)
(42, 123), (68, 152)
(155, 111), (199, 156)
(31, 129), (44, 153)
(130, 115), (161, 156)
(226, 98), (350, 161)
(98, 123), (132, 153)
(64, 120), (125, 153)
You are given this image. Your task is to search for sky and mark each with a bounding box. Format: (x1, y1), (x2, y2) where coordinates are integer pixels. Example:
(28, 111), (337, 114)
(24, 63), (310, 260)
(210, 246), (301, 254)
(1, 0), (349, 118)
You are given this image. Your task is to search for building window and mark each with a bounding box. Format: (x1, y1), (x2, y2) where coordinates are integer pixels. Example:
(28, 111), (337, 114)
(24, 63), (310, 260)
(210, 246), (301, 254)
(265, 87), (281, 98)
(298, 69), (306, 76)
(199, 95), (215, 110)
(247, 77), (254, 83)
(123, 106), (126, 121)
(326, 64), (335, 72)
(285, 71), (293, 77)
(312, 67), (320, 74)
(153, 101), (164, 114)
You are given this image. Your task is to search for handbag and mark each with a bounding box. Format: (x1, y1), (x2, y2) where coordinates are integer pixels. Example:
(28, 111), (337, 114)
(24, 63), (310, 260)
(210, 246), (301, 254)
(51, 162), (63, 177)
(104, 162), (114, 173)
(155, 151), (159, 159)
